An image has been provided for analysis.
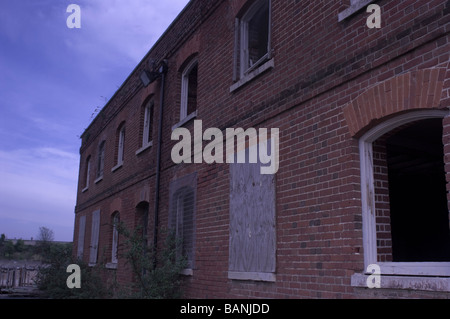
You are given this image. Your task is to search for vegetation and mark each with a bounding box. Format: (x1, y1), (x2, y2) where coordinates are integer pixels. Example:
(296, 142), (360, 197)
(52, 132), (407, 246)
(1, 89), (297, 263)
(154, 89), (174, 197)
(1, 223), (188, 299)
(35, 242), (110, 299)
(0, 234), (40, 260)
(115, 223), (188, 299)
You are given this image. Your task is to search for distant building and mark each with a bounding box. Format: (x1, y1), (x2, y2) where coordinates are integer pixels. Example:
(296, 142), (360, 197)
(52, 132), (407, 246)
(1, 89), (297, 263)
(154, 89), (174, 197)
(73, 0), (450, 298)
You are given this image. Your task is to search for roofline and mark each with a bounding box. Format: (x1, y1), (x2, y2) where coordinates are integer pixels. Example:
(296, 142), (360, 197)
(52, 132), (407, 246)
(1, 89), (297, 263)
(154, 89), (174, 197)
(80, 0), (194, 139)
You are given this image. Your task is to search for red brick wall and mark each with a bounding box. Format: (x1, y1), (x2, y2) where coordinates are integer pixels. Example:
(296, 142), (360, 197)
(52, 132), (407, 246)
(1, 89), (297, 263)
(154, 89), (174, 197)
(74, 0), (450, 298)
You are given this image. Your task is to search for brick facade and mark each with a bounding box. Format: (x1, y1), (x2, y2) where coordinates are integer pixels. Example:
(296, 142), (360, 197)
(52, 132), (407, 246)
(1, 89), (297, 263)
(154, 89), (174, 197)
(74, 0), (450, 298)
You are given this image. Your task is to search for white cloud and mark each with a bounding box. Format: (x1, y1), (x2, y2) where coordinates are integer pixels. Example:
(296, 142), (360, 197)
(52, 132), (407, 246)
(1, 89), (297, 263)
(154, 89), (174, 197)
(0, 147), (79, 238)
(73, 0), (189, 63)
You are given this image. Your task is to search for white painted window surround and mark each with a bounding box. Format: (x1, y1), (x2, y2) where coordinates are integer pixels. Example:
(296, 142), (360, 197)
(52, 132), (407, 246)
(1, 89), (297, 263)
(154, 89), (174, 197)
(136, 102), (154, 155)
(338, 0), (375, 22)
(172, 58), (198, 131)
(230, 0), (273, 93)
(89, 209), (101, 266)
(352, 109), (450, 291)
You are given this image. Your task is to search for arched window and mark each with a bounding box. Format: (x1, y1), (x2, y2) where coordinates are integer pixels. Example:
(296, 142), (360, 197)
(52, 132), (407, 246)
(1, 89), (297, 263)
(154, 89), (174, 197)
(136, 201), (150, 247)
(136, 99), (154, 154)
(82, 155), (91, 192)
(180, 58), (198, 122)
(359, 110), (450, 276)
(96, 141), (106, 181)
(112, 122), (125, 171)
(111, 212), (120, 264)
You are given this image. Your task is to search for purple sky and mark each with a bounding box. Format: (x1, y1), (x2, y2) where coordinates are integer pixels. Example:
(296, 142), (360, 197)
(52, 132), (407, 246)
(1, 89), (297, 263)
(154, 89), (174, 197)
(0, 0), (189, 241)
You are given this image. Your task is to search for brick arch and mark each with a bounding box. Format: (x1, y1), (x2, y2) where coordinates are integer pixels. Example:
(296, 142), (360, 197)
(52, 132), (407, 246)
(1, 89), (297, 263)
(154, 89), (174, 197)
(343, 67), (447, 137)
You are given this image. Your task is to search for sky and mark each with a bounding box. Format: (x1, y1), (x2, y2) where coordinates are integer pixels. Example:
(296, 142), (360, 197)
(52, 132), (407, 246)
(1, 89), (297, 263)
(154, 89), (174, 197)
(0, 0), (190, 241)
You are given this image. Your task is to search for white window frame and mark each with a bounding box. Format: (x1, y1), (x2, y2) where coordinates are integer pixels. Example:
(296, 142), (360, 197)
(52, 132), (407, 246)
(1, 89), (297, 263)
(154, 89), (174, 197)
(230, 0), (274, 92)
(338, 0), (375, 22)
(117, 126), (125, 165)
(82, 157), (91, 192)
(89, 209), (101, 266)
(113, 126), (125, 172)
(180, 59), (198, 121)
(143, 103), (152, 147)
(77, 215), (86, 259)
(136, 102), (154, 155)
(111, 213), (119, 264)
(239, 0), (271, 78)
(95, 141), (105, 183)
(357, 109), (450, 278)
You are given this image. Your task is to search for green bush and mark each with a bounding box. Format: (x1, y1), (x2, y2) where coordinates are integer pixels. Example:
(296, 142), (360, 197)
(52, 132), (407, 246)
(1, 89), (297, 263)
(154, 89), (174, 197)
(116, 223), (188, 299)
(35, 242), (111, 299)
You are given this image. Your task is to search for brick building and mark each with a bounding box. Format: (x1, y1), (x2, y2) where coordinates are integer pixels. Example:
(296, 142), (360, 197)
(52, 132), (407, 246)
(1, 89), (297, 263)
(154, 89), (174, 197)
(73, 0), (450, 298)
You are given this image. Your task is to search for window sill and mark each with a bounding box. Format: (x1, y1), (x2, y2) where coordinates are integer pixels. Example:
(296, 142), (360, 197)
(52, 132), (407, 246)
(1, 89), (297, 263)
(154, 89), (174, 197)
(228, 271), (276, 282)
(230, 58), (274, 93)
(172, 111), (197, 131)
(135, 141), (153, 155)
(180, 268), (193, 276)
(81, 186), (89, 193)
(111, 162), (123, 172)
(105, 262), (118, 269)
(94, 176), (103, 184)
(351, 273), (450, 292)
(338, 0), (374, 22)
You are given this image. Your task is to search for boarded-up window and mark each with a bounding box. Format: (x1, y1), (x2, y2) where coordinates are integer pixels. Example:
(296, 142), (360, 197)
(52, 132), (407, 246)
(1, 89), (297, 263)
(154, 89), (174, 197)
(89, 210), (100, 265)
(168, 173), (197, 269)
(77, 215), (86, 259)
(229, 144), (276, 281)
(111, 212), (120, 264)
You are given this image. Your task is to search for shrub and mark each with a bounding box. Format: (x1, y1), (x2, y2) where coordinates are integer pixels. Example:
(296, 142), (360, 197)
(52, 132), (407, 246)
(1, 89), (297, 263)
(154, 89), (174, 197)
(116, 223), (187, 299)
(35, 242), (110, 299)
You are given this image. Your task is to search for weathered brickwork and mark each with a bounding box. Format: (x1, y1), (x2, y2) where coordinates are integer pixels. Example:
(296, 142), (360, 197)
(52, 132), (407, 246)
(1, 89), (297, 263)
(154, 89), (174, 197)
(74, 0), (450, 298)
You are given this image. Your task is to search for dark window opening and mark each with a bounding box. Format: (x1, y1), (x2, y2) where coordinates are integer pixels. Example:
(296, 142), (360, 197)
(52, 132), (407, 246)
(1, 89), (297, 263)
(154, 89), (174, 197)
(385, 119), (450, 262)
(187, 64), (197, 116)
(136, 202), (149, 247)
(247, 1), (269, 68)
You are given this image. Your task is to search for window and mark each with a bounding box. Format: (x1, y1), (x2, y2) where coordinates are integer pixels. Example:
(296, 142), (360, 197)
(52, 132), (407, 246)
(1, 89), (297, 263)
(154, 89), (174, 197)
(89, 210), (101, 266)
(82, 156), (91, 192)
(338, 0), (374, 21)
(240, 0), (270, 75)
(136, 100), (154, 154)
(136, 202), (149, 247)
(231, 0), (273, 92)
(143, 103), (153, 147)
(113, 124), (125, 171)
(176, 58), (198, 128)
(76, 215), (86, 259)
(111, 212), (120, 264)
(169, 173), (197, 272)
(228, 141), (276, 282)
(95, 141), (105, 182)
(357, 110), (450, 277)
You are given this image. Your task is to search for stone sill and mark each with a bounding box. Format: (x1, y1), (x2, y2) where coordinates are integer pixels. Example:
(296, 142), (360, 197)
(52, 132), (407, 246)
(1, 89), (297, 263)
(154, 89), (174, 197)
(135, 141), (153, 155)
(228, 271), (276, 282)
(172, 111), (197, 131)
(351, 273), (450, 292)
(230, 58), (274, 93)
(338, 0), (374, 22)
